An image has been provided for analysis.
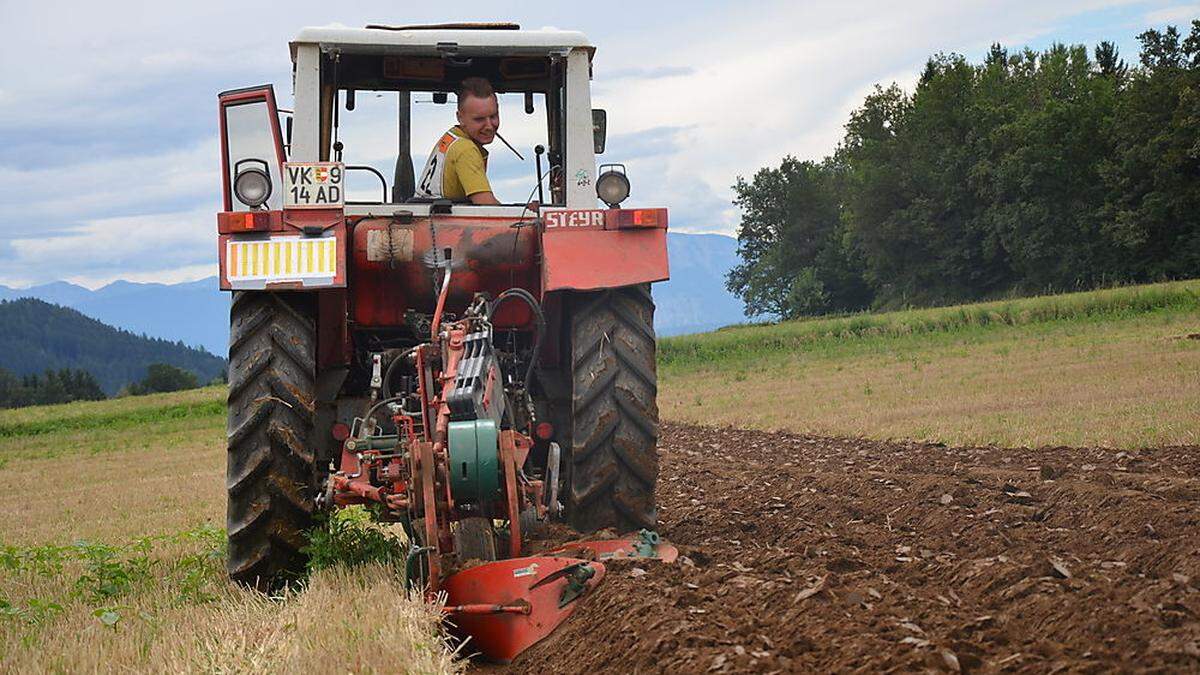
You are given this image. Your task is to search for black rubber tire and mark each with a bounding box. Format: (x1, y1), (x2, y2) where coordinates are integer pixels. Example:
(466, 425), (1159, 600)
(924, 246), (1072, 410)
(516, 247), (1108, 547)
(226, 291), (317, 590)
(565, 285), (659, 533)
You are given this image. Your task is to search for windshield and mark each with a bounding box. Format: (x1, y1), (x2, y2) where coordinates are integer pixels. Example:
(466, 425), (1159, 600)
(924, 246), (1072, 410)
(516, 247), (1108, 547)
(333, 90), (553, 206)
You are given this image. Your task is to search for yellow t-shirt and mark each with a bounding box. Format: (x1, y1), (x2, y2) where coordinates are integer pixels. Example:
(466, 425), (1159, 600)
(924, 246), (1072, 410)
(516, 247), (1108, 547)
(415, 126), (491, 201)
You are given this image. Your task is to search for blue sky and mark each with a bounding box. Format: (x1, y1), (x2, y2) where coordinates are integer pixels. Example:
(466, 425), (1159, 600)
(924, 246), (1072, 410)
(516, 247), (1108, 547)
(0, 0), (1196, 288)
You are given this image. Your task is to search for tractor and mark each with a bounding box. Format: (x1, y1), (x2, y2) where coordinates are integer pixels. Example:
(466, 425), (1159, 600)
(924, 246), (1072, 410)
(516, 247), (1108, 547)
(216, 23), (672, 660)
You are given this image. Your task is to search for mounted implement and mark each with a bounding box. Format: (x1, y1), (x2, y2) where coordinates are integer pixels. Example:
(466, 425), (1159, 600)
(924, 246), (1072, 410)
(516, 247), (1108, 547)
(216, 23), (672, 662)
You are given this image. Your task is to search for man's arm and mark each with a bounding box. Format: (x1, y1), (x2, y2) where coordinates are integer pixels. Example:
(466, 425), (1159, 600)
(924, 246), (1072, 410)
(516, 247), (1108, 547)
(454, 145), (499, 204)
(468, 191), (501, 205)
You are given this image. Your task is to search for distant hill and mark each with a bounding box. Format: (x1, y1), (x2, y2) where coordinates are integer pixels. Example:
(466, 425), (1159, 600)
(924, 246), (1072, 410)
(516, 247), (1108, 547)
(655, 233), (753, 336)
(0, 233), (753, 351)
(0, 299), (226, 395)
(0, 278), (230, 358)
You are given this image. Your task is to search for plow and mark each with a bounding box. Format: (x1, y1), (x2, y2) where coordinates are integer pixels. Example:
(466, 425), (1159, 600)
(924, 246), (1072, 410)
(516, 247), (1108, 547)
(216, 22), (673, 661)
(320, 279), (676, 661)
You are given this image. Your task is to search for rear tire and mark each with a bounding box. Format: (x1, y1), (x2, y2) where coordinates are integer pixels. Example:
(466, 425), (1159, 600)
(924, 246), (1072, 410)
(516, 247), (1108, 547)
(226, 292), (317, 589)
(565, 285), (659, 533)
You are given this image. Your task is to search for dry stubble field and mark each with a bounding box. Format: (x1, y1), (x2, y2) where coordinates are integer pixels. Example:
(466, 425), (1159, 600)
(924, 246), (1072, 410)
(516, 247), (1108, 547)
(0, 280), (1197, 672)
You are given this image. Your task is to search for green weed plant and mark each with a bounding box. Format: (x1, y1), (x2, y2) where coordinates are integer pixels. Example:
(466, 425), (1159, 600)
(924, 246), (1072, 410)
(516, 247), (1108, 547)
(303, 506), (406, 574)
(0, 526), (225, 630)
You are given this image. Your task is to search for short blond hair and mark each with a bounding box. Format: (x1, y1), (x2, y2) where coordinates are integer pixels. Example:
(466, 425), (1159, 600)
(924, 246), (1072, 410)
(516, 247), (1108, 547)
(456, 77), (495, 109)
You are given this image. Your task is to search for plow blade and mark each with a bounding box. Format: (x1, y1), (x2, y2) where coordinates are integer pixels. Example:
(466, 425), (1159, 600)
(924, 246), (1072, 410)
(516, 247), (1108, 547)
(545, 529), (679, 563)
(443, 556), (606, 663)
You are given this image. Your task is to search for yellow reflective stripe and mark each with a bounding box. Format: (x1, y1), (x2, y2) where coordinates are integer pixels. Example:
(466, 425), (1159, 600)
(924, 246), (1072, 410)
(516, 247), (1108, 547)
(228, 238), (337, 279)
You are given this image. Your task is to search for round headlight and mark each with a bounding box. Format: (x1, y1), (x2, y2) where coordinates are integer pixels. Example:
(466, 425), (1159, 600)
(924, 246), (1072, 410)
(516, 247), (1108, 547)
(596, 169), (630, 208)
(234, 167), (272, 208)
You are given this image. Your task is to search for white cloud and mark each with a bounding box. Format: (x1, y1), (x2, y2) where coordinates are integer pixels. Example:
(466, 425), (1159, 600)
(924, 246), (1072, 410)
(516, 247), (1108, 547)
(1144, 3), (1200, 23)
(2, 208), (216, 288)
(586, 0), (1147, 234)
(0, 138), (219, 237)
(0, 0), (1159, 285)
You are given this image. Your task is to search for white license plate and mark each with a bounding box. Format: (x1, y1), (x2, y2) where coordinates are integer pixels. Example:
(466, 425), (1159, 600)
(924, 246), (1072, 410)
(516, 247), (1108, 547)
(284, 162), (344, 209)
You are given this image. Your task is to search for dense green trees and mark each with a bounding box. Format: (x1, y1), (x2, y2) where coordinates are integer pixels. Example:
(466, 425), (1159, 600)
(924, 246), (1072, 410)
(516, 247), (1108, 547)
(126, 364), (200, 396)
(0, 367), (106, 408)
(729, 22), (1200, 318)
(0, 298), (225, 395)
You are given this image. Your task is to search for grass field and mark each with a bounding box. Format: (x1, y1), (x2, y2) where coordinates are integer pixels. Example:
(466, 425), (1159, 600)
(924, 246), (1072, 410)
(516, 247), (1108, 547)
(0, 279), (1196, 670)
(0, 389), (460, 673)
(660, 279), (1200, 448)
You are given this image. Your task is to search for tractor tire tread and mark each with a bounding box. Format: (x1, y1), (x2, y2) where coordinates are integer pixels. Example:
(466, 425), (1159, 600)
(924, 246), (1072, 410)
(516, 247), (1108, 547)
(566, 285), (659, 533)
(226, 291), (317, 591)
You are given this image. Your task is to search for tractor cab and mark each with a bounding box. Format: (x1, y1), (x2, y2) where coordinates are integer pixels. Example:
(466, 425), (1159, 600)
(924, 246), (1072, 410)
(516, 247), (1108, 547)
(220, 23), (628, 218)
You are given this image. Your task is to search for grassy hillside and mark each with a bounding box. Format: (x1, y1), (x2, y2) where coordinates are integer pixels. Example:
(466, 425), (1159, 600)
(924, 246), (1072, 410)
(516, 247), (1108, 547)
(0, 298), (226, 395)
(660, 279), (1200, 447)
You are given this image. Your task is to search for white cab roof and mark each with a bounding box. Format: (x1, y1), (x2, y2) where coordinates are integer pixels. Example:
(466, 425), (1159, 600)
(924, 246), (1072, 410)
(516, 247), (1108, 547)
(291, 25), (593, 58)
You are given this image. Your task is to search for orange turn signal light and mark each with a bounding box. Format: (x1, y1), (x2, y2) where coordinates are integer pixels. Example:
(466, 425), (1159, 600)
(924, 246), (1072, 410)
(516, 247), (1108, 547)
(217, 210), (271, 234)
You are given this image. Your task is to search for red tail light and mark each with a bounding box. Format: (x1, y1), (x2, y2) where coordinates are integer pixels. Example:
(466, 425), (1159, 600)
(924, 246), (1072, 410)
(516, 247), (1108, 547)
(217, 210), (274, 233)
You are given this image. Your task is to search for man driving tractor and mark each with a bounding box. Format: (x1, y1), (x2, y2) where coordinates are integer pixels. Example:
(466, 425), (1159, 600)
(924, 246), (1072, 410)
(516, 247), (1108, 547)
(415, 76), (504, 204)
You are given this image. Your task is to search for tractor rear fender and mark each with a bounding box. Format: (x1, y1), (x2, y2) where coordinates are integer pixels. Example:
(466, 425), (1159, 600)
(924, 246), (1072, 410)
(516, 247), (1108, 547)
(540, 208), (670, 291)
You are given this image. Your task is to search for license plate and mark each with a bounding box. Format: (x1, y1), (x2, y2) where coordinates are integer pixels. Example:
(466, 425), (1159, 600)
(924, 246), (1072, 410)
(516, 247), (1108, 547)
(284, 162), (344, 209)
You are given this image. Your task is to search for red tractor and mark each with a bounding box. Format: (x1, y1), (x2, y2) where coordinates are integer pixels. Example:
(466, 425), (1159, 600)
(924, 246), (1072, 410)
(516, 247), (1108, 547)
(217, 23), (671, 660)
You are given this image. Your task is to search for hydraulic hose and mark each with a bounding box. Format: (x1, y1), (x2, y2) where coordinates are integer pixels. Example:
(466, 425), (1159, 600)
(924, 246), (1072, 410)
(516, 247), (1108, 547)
(488, 288), (546, 386)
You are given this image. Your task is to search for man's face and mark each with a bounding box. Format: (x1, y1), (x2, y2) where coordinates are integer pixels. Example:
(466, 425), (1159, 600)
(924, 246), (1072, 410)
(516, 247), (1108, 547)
(457, 94), (499, 146)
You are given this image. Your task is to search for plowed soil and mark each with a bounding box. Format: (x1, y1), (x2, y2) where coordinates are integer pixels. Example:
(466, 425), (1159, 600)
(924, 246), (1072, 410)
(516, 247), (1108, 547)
(503, 422), (1200, 673)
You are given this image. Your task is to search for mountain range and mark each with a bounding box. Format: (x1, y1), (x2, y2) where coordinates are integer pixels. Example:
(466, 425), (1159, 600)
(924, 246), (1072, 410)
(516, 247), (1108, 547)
(0, 299), (227, 395)
(0, 232), (751, 356)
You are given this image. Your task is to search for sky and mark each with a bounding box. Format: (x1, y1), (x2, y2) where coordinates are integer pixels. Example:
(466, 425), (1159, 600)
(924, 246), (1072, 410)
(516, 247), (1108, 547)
(0, 0), (1196, 288)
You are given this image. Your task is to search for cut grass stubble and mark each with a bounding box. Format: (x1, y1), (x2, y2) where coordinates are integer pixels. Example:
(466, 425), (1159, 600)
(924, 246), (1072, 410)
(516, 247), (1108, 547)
(0, 390), (461, 674)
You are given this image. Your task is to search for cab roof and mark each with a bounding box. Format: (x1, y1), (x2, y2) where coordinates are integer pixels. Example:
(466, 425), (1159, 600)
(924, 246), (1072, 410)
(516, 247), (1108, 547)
(290, 23), (594, 59)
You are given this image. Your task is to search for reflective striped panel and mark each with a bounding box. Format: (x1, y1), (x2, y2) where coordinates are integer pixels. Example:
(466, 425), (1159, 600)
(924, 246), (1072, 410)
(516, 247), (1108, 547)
(226, 236), (336, 283)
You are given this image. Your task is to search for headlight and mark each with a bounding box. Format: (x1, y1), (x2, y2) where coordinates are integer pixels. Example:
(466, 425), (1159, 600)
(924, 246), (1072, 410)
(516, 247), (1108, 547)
(596, 164), (630, 208)
(234, 166), (272, 208)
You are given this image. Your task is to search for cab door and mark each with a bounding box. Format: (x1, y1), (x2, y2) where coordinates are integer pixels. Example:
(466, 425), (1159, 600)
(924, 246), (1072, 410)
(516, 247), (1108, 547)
(218, 85), (287, 212)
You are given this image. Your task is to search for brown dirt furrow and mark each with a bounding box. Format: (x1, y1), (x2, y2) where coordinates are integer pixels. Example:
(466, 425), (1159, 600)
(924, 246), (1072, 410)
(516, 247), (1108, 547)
(504, 422), (1200, 673)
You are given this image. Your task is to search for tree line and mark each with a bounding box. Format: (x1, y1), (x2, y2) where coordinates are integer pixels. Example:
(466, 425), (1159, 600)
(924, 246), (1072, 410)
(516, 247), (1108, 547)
(728, 22), (1200, 319)
(0, 368), (106, 408)
(0, 363), (209, 409)
(0, 298), (226, 395)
